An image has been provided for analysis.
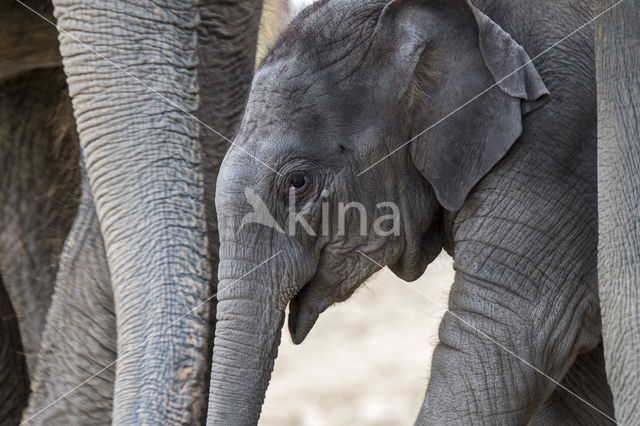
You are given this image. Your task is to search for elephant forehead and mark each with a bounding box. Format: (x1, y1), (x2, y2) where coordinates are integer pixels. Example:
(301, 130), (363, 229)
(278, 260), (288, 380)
(233, 0), (398, 159)
(243, 65), (384, 141)
(246, 0), (389, 115)
(238, 92), (384, 166)
(263, 0), (387, 70)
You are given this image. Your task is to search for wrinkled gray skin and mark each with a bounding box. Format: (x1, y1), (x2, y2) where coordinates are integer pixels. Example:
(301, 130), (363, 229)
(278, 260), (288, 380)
(0, 67), (85, 422)
(596, 0), (640, 422)
(209, 0), (616, 424)
(0, 2), (81, 420)
(0, 275), (29, 424)
(23, 164), (116, 424)
(1, 0), (263, 423)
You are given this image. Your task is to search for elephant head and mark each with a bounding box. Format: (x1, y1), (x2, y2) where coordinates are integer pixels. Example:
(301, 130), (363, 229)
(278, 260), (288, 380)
(208, 0), (548, 423)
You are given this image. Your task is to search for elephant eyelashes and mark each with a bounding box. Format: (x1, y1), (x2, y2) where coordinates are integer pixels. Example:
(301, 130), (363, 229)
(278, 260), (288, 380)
(289, 174), (308, 194)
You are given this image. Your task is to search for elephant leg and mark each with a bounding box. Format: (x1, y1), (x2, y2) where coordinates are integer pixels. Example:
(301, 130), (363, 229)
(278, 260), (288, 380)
(0, 273), (29, 425)
(417, 128), (614, 424)
(596, 0), (640, 421)
(418, 271), (605, 424)
(24, 168), (115, 424)
(531, 343), (614, 425)
(0, 66), (80, 374)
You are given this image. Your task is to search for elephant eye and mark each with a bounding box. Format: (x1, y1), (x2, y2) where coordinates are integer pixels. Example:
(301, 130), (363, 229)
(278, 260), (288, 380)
(289, 174), (308, 194)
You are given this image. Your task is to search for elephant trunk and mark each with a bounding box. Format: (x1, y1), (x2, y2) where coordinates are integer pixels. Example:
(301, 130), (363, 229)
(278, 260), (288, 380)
(53, 0), (211, 422)
(207, 242), (285, 425)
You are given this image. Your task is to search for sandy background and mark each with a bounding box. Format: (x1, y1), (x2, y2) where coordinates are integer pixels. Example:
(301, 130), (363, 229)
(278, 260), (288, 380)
(260, 254), (454, 426)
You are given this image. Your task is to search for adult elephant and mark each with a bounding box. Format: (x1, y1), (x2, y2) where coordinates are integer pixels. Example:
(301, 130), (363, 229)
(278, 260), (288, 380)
(1, 0), (266, 423)
(208, 0), (617, 424)
(0, 2), (81, 422)
(596, 0), (640, 423)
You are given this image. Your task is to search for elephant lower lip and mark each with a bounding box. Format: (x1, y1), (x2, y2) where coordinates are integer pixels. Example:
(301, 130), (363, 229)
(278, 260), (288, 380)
(287, 295), (300, 337)
(287, 289), (318, 345)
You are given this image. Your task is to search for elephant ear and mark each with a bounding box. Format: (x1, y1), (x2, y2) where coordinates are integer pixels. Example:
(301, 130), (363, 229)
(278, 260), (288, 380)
(466, 1), (549, 114)
(374, 0), (549, 211)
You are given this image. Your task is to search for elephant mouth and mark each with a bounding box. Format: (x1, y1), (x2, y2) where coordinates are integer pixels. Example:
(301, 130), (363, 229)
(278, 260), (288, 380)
(287, 284), (319, 345)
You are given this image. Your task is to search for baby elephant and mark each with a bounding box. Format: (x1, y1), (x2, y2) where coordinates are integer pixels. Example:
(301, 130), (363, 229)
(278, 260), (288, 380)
(207, 0), (614, 424)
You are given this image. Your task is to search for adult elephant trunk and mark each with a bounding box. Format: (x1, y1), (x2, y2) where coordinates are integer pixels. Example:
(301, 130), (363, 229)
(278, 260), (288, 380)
(53, 0), (210, 422)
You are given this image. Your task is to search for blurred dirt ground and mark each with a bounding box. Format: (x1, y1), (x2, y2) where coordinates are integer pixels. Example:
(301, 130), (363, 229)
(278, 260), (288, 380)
(261, 254), (454, 425)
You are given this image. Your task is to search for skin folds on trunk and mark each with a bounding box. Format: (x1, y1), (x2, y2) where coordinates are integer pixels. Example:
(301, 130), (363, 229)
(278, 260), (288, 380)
(53, 0), (211, 422)
(207, 156), (301, 423)
(208, 290), (284, 425)
(596, 0), (640, 421)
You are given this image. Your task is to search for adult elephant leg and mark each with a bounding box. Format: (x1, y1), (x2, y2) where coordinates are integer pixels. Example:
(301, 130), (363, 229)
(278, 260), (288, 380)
(54, 0), (211, 422)
(532, 344), (614, 425)
(197, 0), (264, 208)
(596, 0), (640, 422)
(0, 274), (29, 425)
(24, 167), (115, 424)
(0, 66), (80, 373)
